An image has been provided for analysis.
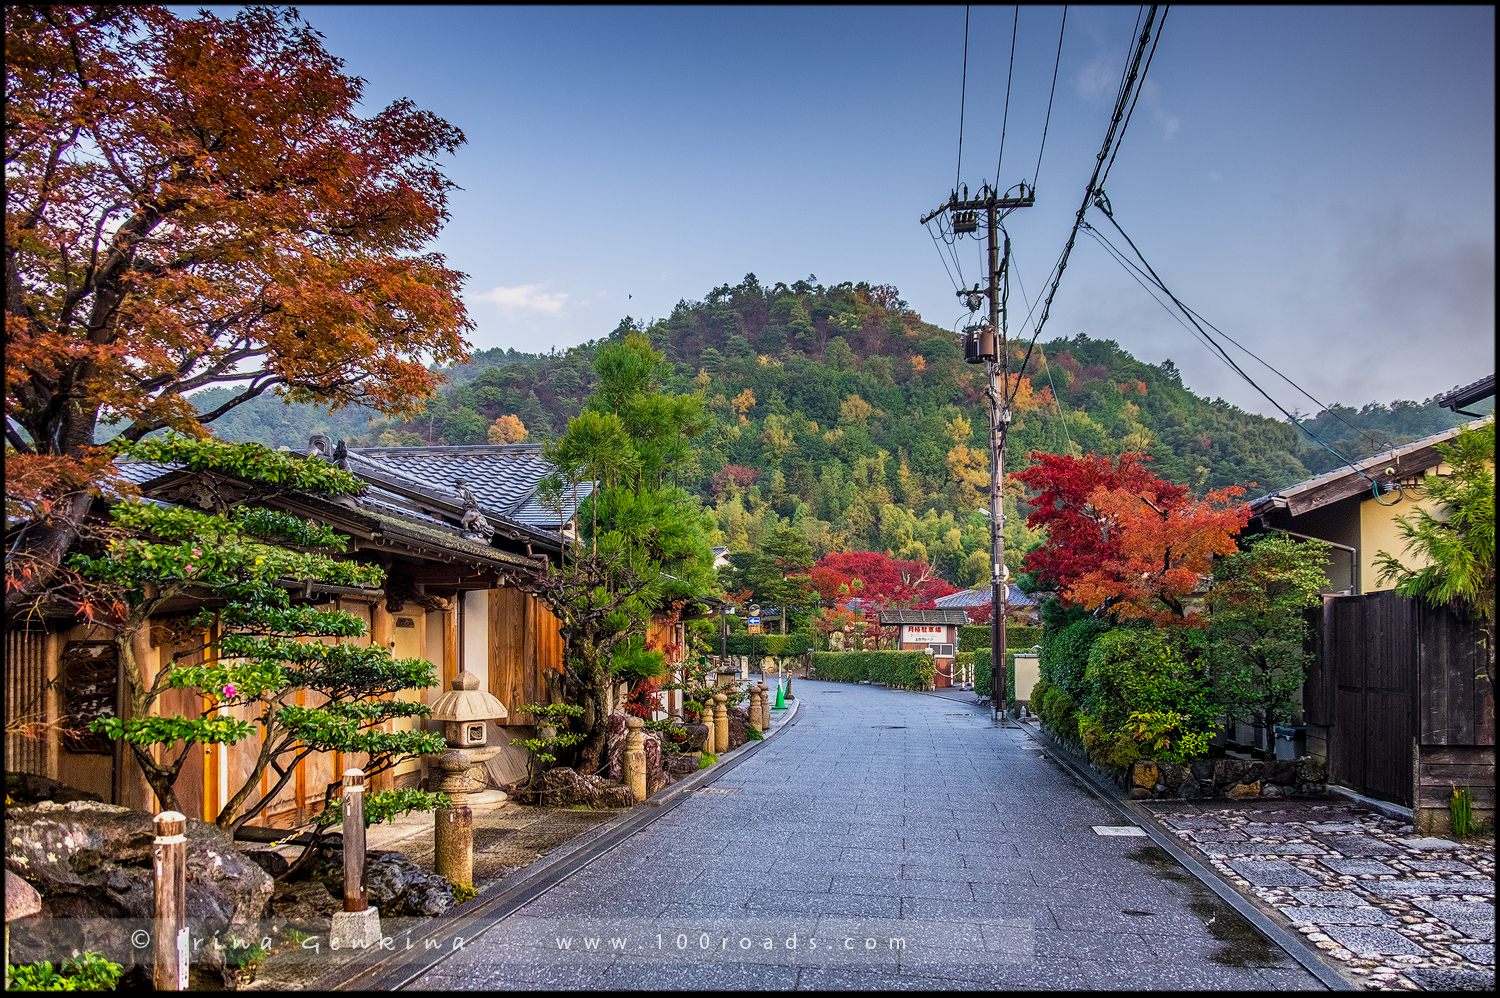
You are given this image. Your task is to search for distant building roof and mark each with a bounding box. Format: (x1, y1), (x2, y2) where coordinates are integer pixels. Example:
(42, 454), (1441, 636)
(933, 587), (1037, 609)
(878, 609), (970, 626)
(1438, 374), (1495, 415)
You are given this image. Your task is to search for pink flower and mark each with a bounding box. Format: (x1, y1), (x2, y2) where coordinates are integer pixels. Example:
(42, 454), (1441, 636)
(192, 549), (202, 557)
(222, 685), (237, 699)
(184, 565), (195, 573)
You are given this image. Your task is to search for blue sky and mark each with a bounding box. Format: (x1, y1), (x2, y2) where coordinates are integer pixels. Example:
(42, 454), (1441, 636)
(272, 5), (1492, 417)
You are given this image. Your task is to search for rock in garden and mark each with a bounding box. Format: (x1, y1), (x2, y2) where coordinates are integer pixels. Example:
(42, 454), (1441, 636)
(270, 879), (340, 922)
(1264, 760), (1296, 785)
(1227, 781), (1262, 800)
(4, 772), (104, 806)
(310, 848), (455, 918)
(1132, 761), (1159, 789)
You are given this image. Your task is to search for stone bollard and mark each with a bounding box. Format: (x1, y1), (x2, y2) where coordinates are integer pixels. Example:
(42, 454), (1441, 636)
(624, 716), (647, 802)
(746, 686), (761, 733)
(699, 700), (715, 754)
(714, 693), (729, 754)
(330, 768), (381, 949)
(152, 810), (188, 991)
(757, 682), (770, 731)
(431, 749), (476, 891)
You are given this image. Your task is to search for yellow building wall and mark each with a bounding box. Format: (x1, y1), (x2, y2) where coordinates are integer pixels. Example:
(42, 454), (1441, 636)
(1357, 457), (1490, 594)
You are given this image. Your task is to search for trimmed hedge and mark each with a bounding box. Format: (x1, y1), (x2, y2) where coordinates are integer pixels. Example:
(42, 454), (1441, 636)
(972, 650), (1019, 707)
(726, 632), (814, 657)
(959, 625), (1043, 654)
(810, 651), (934, 690)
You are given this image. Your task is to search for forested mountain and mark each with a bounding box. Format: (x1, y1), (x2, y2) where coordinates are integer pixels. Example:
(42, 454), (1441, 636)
(173, 274), (1479, 585)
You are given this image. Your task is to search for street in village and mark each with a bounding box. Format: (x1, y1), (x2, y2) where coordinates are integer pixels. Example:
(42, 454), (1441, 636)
(336, 681), (1335, 991)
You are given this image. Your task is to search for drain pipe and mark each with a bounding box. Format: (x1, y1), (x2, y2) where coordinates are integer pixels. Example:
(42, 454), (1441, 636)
(1258, 520), (1358, 594)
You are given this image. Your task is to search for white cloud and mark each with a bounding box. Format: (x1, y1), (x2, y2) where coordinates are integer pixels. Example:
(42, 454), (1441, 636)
(470, 283), (568, 314)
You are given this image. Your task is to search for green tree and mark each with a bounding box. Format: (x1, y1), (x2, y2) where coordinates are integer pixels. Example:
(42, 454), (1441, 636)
(70, 435), (446, 833)
(531, 333), (717, 776)
(1205, 533), (1331, 751)
(1374, 420), (1495, 642)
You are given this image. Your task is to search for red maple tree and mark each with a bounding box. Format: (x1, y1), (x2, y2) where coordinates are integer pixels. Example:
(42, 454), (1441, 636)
(1014, 452), (1250, 625)
(815, 551), (957, 609)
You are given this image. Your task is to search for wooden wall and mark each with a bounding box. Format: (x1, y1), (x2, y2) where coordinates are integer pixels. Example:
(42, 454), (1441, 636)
(489, 588), (564, 720)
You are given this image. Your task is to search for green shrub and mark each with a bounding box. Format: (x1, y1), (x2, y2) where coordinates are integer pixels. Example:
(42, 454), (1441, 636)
(1031, 678), (1079, 740)
(1123, 711), (1211, 764)
(745, 724), (764, 740)
(809, 651), (934, 689)
(1082, 629), (1217, 737)
(959, 625), (1042, 654)
(727, 632), (814, 658)
(1040, 618), (1111, 700)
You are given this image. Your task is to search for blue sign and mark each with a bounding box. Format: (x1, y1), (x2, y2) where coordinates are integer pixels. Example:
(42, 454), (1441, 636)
(748, 617), (760, 626)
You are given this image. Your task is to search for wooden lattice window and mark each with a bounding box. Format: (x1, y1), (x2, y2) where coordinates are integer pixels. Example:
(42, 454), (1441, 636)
(60, 641), (117, 755)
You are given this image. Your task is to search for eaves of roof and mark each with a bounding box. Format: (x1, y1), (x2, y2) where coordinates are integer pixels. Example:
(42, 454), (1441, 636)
(1249, 418), (1489, 518)
(877, 609), (971, 625)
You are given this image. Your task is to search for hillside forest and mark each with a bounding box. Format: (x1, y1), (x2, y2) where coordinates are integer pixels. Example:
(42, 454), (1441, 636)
(174, 275), (1483, 588)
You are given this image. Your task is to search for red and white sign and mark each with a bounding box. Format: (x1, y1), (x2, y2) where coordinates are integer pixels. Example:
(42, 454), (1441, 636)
(902, 624), (950, 645)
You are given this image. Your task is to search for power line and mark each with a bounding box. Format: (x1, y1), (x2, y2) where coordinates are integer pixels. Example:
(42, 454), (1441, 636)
(993, 5), (1019, 191)
(1092, 202), (1389, 497)
(1082, 213), (1390, 453)
(1007, 240), (1074, 457)
(1014, 5), (1160, 399)
(1099, 5), (1169, 193)
(1032, 6), (1068, 191)
(956, 5), (971, 195)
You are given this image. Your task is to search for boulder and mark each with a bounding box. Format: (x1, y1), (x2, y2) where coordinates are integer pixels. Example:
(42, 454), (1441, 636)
(1213, 758), (1251, 787)
(4, 800), (271, 925)
(1264, 760), (1296, 785)
(644, 734), (674, 797)
(1261, 783), (1284, 798)
(1129, 787), (1153, 799)
(680, 722), (710, 753)
(662, 750), (698, 779)
(1156, 762), (1188, 790)
(310, 848), (455, 918)
(510, 767), (635, 809)
(243, 848), (291, 880)
(1226, 781), (1262, 800)
(5, 772), (103, 806)
(1178, 780), (1203, 800)
(1132, 761), (1159, 789)
(270, 878), (340, 922)
(6, 869), (41, 919)
(1190, 759), (1215, 783)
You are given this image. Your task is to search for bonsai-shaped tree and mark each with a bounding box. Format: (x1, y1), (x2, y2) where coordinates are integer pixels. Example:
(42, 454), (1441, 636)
(72, 435), (447, 836)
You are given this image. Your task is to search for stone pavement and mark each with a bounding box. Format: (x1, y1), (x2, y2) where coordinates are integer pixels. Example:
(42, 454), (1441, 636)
(1141, 797), (1495, 992)
(402, 680), (1324, 990)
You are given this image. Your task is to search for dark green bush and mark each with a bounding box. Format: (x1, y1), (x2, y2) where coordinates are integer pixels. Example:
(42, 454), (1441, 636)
(726, 631), (814, 658)
(1031, 678), (1079, 741)
(1039, 618), (1110, 700)
(959, 624), (1042, 653)
(1081, 628), (1217, 735)
(809, 651), (934, 689)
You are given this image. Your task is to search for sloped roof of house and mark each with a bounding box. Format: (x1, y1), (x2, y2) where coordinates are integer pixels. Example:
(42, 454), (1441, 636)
(1249, 418), (1488, 517)
(877, 609), (970, 626)
(933, 587), (1037, 609)
(1438, 374), (1495, 414)
(339, 443), (592, 531)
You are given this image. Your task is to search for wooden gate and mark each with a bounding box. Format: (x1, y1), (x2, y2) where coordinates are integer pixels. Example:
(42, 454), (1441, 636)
(1320, 592), (1418, 806)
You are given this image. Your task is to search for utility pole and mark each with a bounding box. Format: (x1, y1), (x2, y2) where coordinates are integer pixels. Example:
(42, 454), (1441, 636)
(921, 181), (1034, 722)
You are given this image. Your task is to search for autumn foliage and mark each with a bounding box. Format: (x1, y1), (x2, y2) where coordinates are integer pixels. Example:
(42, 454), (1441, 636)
(5, 5), (472, 614)
(814, 551), (957, 609)
(1015, 452), (1250, 625)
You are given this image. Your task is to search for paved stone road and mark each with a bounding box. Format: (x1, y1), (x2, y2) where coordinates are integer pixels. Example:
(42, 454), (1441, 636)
(407, 681), (1325, 990)
(1144, 798), (1495, 991)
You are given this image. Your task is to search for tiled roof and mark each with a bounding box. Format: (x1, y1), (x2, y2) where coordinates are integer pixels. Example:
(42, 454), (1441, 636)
(342, 444), (591, 529)
(877, 609), (970, 625)
(934, 587), (1037, 608)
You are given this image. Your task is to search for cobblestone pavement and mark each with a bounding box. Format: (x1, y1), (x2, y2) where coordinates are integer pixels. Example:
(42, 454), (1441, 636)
(1141, 798), (1495, 992)
(403, 681), (1324, 990)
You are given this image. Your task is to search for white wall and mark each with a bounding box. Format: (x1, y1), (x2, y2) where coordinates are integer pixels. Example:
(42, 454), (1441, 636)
(463, 590), (489, 691)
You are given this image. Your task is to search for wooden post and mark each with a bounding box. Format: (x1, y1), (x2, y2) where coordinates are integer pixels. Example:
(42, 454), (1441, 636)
(623, 716), (646, 802)
(714, 693), (729, 754)
(341, 769), (368, 912)
(152, 811), (188, 991)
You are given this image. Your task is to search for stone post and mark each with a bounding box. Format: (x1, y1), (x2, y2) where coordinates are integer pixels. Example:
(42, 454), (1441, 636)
(431, 749), (475, 890)
(330, 768), (381, 949)
(624, 716), (647, 802)
(152, 811), (188, 991)
(699, 699), (715, 755)
(714, 693), (729, 754)
(746, 686), (761, 733)
(757, 682), (770, 731)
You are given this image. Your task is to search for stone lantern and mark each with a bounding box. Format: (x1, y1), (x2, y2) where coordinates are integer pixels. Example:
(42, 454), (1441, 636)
(425, 671), (507, 889)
